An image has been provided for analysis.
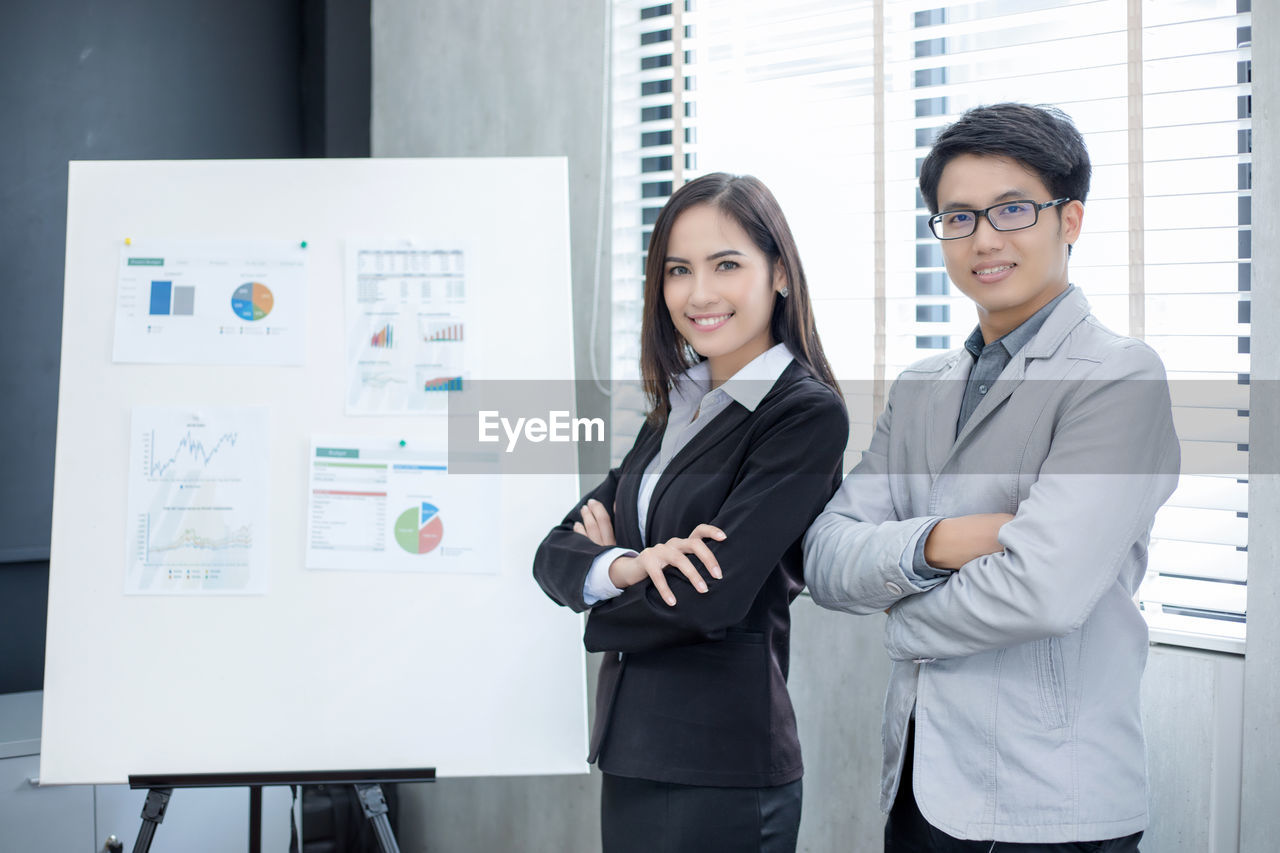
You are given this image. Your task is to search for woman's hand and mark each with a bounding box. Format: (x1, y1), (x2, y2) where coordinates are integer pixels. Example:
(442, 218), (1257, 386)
(573, 498), (616, 547)
(607, 524), (726, 607)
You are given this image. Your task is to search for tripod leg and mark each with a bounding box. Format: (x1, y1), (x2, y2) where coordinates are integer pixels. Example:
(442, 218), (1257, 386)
(131, 788), (173, 853)
(249, 785), (263, 853)
(353, 783), (401, 853)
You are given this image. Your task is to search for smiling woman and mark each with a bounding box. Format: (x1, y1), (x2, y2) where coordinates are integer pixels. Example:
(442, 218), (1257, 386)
(661, 203), (784, 384)
(640, 173), (839, 426)
(533, 174), (849, 852)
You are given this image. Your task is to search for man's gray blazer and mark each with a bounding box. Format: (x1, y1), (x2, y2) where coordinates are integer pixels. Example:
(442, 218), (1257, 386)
(803, 286), (1180, 843)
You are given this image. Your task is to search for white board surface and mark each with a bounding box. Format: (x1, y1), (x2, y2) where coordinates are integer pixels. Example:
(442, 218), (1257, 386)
(41, 158), (589, 785)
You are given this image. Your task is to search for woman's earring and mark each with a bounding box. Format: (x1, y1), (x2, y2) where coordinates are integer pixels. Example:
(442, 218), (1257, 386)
(779, 286), (790, 297)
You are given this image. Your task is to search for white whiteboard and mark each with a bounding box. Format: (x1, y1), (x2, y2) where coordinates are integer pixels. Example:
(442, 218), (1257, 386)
(41, 158), (589, 785)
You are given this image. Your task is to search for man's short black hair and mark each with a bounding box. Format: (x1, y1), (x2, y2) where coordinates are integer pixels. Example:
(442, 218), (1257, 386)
(919, 103), (1092, 215)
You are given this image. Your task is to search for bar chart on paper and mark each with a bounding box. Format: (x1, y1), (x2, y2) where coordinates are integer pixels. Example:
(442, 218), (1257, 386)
(422, 319), (464, 342)
(148, 280), (196, 316)
(422, 375), (464, 393)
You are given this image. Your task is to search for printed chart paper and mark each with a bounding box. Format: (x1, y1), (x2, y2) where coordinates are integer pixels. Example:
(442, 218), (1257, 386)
(306, 436), (497, 574)
(113, 239), (307, 364)
(126, 406), (270, 594)
(345, 243), (471, 414)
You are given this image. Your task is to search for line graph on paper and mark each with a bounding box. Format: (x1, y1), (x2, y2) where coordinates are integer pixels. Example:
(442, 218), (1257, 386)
(358, 366), (409, 389)
(144, 428), (240, 479)
(126, 406), (269, 594)
(135, 514), (254, 570)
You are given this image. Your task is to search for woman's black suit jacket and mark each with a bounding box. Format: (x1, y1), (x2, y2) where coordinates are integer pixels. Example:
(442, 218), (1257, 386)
(533, 361), (848, 787)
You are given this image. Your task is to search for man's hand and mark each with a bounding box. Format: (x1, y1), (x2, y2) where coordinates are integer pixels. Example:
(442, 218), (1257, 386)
(923, 513), (1014, 570)
(607, 524), (726, 606)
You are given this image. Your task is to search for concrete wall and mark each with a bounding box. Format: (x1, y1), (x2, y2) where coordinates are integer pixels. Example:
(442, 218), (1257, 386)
(788, 602), (892, 850)
(1240, 1), (1280, 850)
(371, 3), (1278, 851)
(372, 1), (608, 848)
(1143, 647), (1245, 853)
(372, 0), (613, 493)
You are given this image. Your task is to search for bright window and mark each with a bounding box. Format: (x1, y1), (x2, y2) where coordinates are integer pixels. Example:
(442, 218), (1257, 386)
(610, 0), (1253, 652)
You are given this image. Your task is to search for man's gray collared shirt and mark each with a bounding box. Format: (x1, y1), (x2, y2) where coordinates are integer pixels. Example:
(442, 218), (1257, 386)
(913, 285), (1075, 579)
(955, 285), (1074, 435)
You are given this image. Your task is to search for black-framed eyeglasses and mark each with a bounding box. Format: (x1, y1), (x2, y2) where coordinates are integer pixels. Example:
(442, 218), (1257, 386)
(927, 198), (1071, 240)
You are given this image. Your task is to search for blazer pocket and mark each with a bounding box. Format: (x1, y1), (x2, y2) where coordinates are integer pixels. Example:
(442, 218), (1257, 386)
(723, 629), (766, 644)
(1033, 636), (1069, 730)
(631, 635), (772, 770)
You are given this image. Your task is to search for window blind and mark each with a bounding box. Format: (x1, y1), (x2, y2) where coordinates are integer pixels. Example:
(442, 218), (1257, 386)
(611, 0), (700, 458)
(609, 0), (1253, 651)
(1136, 0), (1251, 652)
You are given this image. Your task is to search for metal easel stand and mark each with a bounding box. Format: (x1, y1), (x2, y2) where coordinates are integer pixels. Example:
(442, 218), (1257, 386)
(354, 783), (401, 853)
(127, 783), (401, 853)
(123, 768), (431, 852)
(130, 788), (172, 853)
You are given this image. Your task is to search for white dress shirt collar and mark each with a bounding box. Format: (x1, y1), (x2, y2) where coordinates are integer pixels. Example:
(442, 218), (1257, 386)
(669, 342), (795, 415)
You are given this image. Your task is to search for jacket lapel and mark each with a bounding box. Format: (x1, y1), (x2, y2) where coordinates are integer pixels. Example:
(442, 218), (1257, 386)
(952, 355), (1026, 451)
(925, 355), (970, 477)
(644, 402), (751, 545)
(637, 360), (804, 544)
(949, 287), (1093, 456)
(616, 429), (661, 550)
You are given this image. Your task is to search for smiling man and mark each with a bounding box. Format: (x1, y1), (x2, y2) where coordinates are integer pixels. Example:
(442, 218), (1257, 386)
(803, 103), (1181, 851)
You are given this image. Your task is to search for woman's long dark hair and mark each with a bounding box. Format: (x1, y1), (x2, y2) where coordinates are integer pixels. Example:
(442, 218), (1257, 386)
(640, 172), (840, 426)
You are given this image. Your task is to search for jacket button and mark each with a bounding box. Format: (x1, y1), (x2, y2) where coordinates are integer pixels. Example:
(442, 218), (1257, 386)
(885, 582), (903, 595)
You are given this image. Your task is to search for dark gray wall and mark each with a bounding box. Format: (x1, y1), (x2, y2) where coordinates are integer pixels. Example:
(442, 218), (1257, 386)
(303, 0), (373, 157)
(0, 563), (51, 693)
(0, 0), (370, 694)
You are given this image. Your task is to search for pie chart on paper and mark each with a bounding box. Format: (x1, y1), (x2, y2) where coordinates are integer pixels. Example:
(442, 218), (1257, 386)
(394, 502), (444, 555)
(231, 282), (274, 321)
